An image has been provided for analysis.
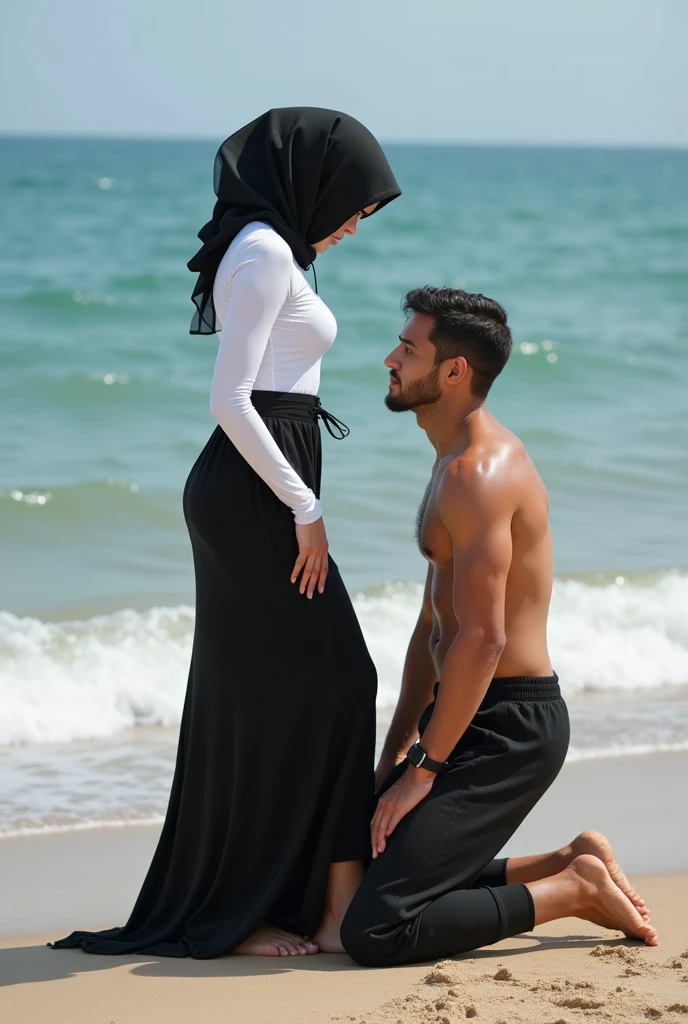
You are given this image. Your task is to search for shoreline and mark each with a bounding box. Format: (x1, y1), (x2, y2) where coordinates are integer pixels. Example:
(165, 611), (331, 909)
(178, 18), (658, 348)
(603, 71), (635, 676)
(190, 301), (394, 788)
(2, 739), (688, 845)
(1, 749), (686, 939)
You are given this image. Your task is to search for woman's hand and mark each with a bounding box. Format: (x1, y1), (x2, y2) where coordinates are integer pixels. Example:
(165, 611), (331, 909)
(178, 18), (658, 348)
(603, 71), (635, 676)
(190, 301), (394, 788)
(292, 518), (329, 599)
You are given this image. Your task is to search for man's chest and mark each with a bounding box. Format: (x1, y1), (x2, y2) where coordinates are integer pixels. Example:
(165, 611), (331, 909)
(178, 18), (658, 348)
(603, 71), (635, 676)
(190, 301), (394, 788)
(416, 470), (454, 565)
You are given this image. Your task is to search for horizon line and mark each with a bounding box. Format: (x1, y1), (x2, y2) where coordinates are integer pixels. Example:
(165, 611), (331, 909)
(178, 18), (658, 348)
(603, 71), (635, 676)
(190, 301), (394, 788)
(1, 131), (687, 152)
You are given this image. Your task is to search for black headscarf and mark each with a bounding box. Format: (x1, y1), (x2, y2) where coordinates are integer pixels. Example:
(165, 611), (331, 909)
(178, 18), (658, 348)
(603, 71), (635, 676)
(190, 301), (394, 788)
(187, 107), (401, 334)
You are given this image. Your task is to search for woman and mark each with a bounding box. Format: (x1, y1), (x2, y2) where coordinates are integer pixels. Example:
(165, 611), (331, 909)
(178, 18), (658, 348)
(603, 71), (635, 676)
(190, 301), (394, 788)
(51, 107), (401, 958)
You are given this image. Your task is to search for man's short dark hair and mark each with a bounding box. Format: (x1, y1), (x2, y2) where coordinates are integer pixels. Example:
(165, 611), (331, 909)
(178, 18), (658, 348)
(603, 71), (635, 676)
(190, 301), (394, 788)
(403, 286), (512, 397)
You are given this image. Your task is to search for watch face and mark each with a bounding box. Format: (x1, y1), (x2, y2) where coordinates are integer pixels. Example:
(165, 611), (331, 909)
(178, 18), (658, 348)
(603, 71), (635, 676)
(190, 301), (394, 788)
(407, 743), (421, 766)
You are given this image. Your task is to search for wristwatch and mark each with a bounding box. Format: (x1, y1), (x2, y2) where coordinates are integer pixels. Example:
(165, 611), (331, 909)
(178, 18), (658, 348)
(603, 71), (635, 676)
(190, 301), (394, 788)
(407, 741), (449, 775)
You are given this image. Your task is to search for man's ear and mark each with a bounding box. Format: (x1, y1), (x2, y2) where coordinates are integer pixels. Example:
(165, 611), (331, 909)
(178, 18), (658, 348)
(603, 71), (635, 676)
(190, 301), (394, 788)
(445, 355), (468, 386)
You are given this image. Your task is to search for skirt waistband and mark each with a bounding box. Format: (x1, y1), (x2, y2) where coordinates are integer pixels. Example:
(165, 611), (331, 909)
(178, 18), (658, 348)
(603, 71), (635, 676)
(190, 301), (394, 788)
(250, 390), (319, 421)
(250, 391), (350, 439)
(433, 673), (561, 708)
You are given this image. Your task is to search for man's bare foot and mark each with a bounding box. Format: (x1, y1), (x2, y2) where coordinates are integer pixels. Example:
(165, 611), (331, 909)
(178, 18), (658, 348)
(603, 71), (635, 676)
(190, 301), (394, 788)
(234, 925), (319, 956)
(570, 831), (649, 920)
(568, 855), (659, 946)
(312, 913), (345, 954)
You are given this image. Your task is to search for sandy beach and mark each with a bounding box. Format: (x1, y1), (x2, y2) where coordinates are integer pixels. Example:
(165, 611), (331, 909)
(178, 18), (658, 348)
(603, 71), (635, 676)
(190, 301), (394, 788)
(1, 751), (686, 1023)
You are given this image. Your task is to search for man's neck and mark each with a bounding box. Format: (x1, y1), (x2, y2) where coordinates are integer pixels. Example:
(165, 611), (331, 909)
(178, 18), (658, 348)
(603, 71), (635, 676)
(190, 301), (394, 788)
(416, 397), (486, 458)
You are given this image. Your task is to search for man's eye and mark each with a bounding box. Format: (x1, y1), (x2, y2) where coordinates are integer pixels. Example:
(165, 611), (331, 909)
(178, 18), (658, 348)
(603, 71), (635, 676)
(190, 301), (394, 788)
(405, 345), (413, 354)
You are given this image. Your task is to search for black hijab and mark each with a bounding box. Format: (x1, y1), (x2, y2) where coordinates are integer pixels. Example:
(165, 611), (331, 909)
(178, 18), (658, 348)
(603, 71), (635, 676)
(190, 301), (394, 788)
(187, 107), (401, 334)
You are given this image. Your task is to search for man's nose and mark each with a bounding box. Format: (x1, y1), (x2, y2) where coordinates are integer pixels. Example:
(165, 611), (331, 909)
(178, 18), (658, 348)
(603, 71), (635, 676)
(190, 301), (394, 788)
(384, 352), (399, 368)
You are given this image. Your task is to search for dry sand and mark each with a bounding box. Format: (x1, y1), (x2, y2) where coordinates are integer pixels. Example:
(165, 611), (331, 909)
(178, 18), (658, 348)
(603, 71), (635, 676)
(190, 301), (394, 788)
(1, 874), (686, 1024)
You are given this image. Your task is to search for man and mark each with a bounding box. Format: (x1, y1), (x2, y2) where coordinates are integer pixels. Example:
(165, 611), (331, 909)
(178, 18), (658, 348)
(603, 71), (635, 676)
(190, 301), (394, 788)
(340, 287), (657, 966)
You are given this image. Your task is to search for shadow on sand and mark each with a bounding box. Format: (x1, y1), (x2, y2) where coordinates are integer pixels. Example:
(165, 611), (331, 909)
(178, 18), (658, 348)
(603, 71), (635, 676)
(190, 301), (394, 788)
(0, 934), (640, 988)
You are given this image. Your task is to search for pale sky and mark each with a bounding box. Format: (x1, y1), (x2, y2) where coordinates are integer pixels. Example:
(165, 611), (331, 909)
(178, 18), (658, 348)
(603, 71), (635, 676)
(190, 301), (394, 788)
(2, 0), (686, 145)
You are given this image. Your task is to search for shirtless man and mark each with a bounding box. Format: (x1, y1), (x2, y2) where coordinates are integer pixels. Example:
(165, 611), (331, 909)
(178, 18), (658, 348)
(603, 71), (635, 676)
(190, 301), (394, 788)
(340, 286), (657, 966)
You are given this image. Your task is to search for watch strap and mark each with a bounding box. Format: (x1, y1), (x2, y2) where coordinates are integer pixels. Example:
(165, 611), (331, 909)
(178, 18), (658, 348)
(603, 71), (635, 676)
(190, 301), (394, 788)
(407, 741), (448, 775)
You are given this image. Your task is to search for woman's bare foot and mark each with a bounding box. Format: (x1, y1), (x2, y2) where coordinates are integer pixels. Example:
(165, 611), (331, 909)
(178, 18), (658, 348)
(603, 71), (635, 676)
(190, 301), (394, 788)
(570, 830), (649, 920)
(567, 855), (658, 945)
(312, 912), (345, 953)
(234, 925), (319, 957)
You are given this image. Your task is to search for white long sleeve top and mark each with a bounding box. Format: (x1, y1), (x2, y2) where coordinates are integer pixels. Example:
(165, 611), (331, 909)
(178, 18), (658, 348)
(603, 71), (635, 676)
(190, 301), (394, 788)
(209, 222), (337, 524)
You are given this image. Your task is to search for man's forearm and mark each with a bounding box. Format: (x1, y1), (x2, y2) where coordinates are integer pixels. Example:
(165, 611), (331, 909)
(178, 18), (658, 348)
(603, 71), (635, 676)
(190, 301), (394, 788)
(380, 618), (437, 762)
(419, 631), (505, 765)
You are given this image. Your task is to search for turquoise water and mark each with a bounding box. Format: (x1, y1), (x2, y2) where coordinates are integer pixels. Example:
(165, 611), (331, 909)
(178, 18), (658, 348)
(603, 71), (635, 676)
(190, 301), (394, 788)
(2, 139), (687, 613)
(1, 137), (687, 834)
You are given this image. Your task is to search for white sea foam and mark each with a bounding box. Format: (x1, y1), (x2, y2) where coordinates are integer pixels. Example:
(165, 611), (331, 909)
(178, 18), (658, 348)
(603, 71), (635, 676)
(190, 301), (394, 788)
(359, 571), (688, 706)
(1, 572), (687, 747)
(0, 815), (166, 840)
(547, 573), (688, 690)
(0, 606), (194, 745)
(566, 740), (688, 762)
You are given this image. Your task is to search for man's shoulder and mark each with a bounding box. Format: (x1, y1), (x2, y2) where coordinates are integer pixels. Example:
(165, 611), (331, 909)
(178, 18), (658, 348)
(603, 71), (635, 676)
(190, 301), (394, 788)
(442, 433), (526, 495)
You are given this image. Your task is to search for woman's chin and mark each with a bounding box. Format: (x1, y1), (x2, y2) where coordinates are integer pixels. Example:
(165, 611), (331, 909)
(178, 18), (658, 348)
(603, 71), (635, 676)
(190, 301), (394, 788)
(313, 238), (339, 254)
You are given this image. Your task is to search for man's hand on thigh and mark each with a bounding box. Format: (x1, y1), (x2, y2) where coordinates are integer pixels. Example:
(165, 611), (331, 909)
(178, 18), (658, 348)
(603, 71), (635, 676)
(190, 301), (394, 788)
(371, 766), (434, 858)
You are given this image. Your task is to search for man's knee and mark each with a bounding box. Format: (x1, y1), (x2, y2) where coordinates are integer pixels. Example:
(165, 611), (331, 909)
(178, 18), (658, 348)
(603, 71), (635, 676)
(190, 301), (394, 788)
(340, 897), (398, 968)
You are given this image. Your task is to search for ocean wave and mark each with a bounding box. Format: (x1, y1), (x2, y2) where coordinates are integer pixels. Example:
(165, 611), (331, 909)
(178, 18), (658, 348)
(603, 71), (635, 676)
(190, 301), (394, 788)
(9, 173), (47, 189)
(4, 370), (207, 412)
(1, 572), (687, 746)
(548, 573), (688, 690)
(0, 605), (193, 744)
(15, 287), (118, 310)
(0, 478), (142, 517)
(566, 740), (688, 762)
(0, 814), (166, 840)
(362, 572), (688, 706)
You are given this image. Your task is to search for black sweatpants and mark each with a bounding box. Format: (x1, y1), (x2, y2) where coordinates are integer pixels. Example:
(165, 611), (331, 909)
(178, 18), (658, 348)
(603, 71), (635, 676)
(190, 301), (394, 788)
(341, 675), (569, 967)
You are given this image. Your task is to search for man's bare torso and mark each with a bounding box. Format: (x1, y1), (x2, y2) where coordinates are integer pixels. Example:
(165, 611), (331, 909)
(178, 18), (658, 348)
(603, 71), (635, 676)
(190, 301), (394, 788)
(418, 411), (553, 680)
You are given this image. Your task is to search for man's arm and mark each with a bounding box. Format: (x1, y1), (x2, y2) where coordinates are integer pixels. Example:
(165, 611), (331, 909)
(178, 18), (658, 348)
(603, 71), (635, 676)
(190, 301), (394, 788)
(370, 454), (513, 856)
(375, 565), (437, 790)
(416, 456), (513, 764)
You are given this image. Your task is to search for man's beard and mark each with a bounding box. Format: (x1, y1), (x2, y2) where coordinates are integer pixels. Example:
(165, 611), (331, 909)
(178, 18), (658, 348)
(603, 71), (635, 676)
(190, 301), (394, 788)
(385, 365), (442, 412)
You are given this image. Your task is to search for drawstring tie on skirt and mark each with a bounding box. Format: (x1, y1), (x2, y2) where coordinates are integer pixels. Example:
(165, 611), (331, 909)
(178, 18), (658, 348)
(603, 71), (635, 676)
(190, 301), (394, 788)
(311, 398), (350, 439)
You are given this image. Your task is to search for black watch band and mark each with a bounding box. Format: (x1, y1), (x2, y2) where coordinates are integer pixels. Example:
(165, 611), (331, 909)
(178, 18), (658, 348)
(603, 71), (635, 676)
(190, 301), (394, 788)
(407, 741), (448, 775)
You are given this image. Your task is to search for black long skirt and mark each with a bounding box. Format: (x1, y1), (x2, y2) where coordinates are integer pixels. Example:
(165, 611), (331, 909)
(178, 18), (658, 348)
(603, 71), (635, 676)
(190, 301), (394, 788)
(51, 391), (378, 958)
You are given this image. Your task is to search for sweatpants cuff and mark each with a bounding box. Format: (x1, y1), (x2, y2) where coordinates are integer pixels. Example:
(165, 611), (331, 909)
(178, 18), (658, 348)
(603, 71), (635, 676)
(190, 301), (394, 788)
(477, 857), (509, 887)
(485, 883), (535, 942)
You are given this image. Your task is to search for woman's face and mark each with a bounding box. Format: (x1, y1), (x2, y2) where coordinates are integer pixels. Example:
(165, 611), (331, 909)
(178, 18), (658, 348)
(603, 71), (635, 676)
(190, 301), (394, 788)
(312, 203), (379, 253)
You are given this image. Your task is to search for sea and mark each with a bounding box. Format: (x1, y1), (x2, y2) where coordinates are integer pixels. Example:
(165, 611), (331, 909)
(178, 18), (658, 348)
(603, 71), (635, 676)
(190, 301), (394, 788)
(1, 137), (687, 838)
